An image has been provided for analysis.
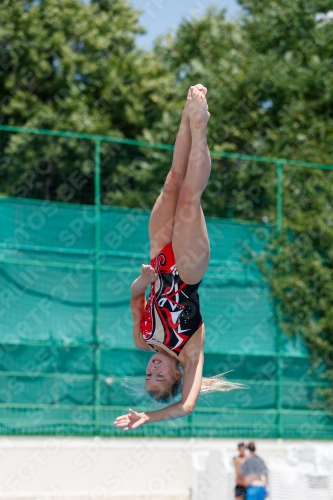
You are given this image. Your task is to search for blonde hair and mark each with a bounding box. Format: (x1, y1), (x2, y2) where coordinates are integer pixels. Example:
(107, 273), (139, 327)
(200, 373), (245, 393)
(123, 371), (245, 405)
(147, 372), (244, 403)
(147, 378), (181, 403)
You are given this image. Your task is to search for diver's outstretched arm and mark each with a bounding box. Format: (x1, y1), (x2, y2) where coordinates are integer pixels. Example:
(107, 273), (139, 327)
(114, 351), (204, 430)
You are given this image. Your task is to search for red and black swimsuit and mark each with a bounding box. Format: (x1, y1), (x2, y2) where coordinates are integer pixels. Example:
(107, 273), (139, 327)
(140, 242), (203, 357)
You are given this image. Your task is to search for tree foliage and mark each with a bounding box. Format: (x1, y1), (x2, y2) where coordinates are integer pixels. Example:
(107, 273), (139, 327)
(134, 2), (333, 411)
(0, 0), (173, 202)
(237, 0), (333, 409)
(1, 0), (333, 407)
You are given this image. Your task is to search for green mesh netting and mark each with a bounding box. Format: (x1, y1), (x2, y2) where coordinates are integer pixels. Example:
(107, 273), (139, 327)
(0, 196), (332, 438)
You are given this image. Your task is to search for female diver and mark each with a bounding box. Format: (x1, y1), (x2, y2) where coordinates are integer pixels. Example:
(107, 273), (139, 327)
(114, 84), (239, 431)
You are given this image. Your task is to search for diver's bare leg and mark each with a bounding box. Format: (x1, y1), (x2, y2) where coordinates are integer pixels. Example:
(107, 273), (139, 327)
(148, 85), (207, 258)
(172, 88), (211, 284)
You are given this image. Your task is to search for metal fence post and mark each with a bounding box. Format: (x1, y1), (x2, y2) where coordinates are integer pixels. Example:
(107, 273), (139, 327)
(276, 162), (283, 437)
(93, 139), (101, 434)
(276, 162), (283, 231)
(276, 316), (284, 438)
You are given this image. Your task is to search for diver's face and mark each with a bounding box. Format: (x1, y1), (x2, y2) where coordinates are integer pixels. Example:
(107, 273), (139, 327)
(145, 353), (180, 392)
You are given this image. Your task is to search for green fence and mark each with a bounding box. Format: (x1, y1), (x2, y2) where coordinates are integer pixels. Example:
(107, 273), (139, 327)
(1, 124), (333, 439)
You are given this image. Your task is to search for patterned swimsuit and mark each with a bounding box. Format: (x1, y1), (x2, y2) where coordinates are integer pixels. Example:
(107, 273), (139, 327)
(139, 242), (203, 357)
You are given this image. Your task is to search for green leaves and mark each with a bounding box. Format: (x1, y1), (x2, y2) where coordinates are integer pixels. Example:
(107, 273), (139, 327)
(148, 1), (333, 410)
(1, 0), (333, 408)
(0, 0), (172, 201)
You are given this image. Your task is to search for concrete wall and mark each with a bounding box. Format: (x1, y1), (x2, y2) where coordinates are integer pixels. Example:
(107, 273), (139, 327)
(0, 437), (332, 500)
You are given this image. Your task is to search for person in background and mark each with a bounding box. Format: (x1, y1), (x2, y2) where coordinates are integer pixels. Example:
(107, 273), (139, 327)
(233, 442), (247, 500)
(240, 442), (268, 500)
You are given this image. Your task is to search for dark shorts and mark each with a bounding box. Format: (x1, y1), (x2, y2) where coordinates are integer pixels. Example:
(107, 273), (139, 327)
(235, 485), (246, 498)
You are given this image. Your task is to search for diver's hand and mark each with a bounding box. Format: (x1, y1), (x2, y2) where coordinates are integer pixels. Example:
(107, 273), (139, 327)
(130, 265), (157, 298)
(139, 264), (158, 287)
(114, 409), (148, 430)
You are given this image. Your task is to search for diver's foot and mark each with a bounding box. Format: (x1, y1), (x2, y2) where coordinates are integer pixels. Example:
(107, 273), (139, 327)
(183, 84), (207, 119)
(188, 87), (210, 130)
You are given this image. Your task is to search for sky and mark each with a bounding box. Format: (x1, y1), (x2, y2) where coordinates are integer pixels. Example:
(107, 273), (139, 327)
(130, 0), (240, 49)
